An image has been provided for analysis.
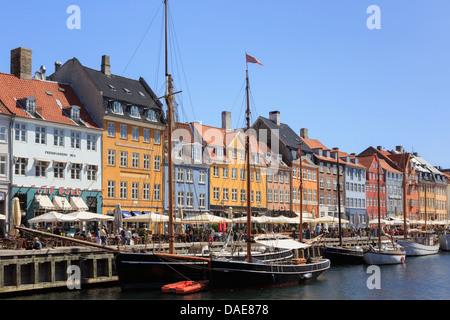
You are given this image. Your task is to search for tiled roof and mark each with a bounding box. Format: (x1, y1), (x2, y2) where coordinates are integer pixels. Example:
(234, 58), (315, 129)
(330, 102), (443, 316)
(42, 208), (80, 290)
(0, 72), (101, 129)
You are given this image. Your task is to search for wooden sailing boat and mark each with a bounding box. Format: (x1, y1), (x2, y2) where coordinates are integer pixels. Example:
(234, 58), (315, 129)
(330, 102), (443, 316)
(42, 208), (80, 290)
(323, 152), (365, 264)
(363, 154), (406, 265)
(114, 0), (210, 290)
(208, 54), (330, 290)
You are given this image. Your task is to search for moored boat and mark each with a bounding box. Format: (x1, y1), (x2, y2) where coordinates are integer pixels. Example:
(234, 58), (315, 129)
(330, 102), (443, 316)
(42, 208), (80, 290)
(363, 243), (406, 265)
(397, 231), (439, 256)
(323, 245), (366, 264)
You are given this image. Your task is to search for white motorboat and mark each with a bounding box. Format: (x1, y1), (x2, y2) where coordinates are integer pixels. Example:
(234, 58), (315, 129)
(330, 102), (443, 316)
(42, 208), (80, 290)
(363, 242), (406, 265)
(397, 231), (439, 256)
(439, 230), (450, 251)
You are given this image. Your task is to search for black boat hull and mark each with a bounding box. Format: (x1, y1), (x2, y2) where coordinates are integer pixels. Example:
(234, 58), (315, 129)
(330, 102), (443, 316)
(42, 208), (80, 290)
(323, 246), (365, 264)
(209, 258), (331, 290)
(115, 252), (210, 291)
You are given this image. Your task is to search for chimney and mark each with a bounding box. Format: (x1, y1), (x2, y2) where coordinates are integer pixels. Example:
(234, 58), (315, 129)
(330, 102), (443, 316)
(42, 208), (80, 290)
(300, 128), (308, 139)
(55, 61), (62, 73)
(101, 55), (111, 75)
(269, 111), (280, 126)
(222, 111), (231, 130)
(396, 145), (404, 153)
(11, 47), (32, 80)
(377, 146), (383, 151)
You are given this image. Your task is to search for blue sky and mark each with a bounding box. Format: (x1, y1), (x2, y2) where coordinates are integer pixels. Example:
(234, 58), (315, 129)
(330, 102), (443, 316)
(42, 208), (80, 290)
(1, 0), (449, 167)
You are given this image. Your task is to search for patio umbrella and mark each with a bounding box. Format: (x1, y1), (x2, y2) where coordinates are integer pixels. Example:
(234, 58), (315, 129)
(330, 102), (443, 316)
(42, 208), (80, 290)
(183, 213), (232, 224)
(67, 211), (114, 222)
(10, 197), (22, 236)
(28, 211), (77, 223)
(368, 219), (390, 226)
(124, 212), (170, 223)
(314, 215), (349, 224)
(114, 204), (123, 231)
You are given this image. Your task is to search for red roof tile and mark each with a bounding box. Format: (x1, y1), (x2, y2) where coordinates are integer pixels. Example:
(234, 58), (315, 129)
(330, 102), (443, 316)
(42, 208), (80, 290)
(0, 72), (101, 129)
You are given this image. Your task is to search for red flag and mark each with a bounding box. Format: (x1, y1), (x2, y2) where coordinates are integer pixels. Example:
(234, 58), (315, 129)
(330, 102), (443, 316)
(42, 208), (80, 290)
(246, 54), (263, 66)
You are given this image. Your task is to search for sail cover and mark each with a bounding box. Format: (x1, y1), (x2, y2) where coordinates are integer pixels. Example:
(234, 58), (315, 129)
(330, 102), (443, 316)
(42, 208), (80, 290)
(255, 236), (311, 250)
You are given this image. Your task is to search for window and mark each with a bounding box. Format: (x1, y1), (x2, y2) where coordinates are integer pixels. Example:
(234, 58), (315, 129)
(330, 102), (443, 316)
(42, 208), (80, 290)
(26, 97), (36, 114)
(143, 183), (150, 200)
(70, 163), (82, 180)
(213, 166), (219, 178)
(199, 194), (206, 208)
(232, 189), (238, 202)
(256, 191), (261, 203)
(131, 182), (139, 199)
(132, 127), (139, 141)
(54, 129), (64, 147)
(186, 192), (193, 207)
(232, 168), (237, 180)
(120, 151), (128, 167)
(35, 161), (48, 177)
(147, 110), (157, 122)
(87, 165), (97, 181)
(154, 131), (161, 144)
(15, 123), (26, 142)
(107, 181), (115, 198)
(107, 122), (115, 137)
(54, 162), (65, 179)
(107, 150), (116, 166)
(199, 170), (205, 184)
(70, 131), (81, 149)
(130, 106), (140, 118)
(120, 182), (127, 199)
(113, 101), (123, 114)
(177, 192), (185, 207)
(0, 126), (6, 142)
(232, 149), (237, 159)
(87, 134), (96, 151)
(154, 156), (161, 171)
(192, 146), (201, 162)
(216, 147), (223, 159)
(143, 154), (150, 170)
(120, 125), (127, 139)
(223, 188), (229, 201)
(143, 129), (150, 143)
(268, 189), (273, 202)
(186, 169), (193, 183)
(280, 190), (284, 203)
(240, 190), (246, 202)
(71, 106), (80, 122)
(0, 155), (6, 176)
(213, 187), (220, 201)
(35, 126), (46, 144)
(274, 190), (279, 202)
(15, 158), (27, 176)
(223, 167), (228, 179)
(240, 169), (246, 180)
(132, 153), (139, 168)
(177, 168), (185, 182)
(256, 171), (261, 182)
(154, 184), (161, 200)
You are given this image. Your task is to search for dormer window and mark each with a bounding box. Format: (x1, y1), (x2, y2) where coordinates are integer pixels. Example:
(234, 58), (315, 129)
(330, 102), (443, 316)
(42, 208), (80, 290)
(113, 101), (123, 114)
(26, 97), (36, 114)
(147, 109), (157, 122)
(130, 106), (140, 118)
(124, 88), (131, 95)
(71, 106), (80, 122)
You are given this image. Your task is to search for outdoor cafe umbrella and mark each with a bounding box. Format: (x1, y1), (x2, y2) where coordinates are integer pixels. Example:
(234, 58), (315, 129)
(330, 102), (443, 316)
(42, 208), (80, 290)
(123, 212), (170, 223)
(313, 215), (350, 224)
(10, 197), (21, 236)
(183, 213), (232, 224)
(67, 211), (114, 222)
(28, 211), (77, 224)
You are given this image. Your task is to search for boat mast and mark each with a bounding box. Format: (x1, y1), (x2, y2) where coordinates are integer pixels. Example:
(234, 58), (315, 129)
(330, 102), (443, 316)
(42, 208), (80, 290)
(245, 63), (252, 263)
(298, 135), (303, 243)
(337, 151), (342, 247)
(165, 0), (175, 254)
(402, 155), (408, 240)
(376, 156), (382, 249)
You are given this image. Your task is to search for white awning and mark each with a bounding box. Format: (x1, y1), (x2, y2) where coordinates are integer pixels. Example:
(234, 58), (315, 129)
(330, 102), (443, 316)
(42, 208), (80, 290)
(53, 196), (72, 210)
(70, 196), (89, 211)
(35, 195), (55, 210)
(254, 235), (311, 250)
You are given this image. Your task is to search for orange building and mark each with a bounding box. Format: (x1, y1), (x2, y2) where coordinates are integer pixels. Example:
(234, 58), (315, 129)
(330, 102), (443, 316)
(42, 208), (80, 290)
(292, 156), (319, 221)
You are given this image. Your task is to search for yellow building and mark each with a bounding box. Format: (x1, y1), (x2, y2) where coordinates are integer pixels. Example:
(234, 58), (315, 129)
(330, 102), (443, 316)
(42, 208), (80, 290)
(192, 120), (267, 217)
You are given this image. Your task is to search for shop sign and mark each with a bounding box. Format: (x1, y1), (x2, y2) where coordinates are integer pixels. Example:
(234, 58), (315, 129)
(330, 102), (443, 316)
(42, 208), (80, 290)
(37, 188), (82, 196)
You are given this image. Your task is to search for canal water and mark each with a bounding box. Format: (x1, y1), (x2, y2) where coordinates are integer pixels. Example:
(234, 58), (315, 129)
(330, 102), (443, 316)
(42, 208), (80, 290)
(5, 251), (450, 301)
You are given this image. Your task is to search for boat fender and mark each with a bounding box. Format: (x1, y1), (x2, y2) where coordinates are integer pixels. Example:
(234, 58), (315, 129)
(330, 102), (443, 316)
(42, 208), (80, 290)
(271, 274), (275, 283)
(400, 256), (405, 264)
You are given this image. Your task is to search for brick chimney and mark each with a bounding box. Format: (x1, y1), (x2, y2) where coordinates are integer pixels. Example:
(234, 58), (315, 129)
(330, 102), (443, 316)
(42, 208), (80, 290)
(300, 128), (308, 139)
(222, 111), (231, 130)
(395, 145), (404, 153)
(269, 111), (280, 126)
(11, 47), (32, 80)
(101, 55), (111, 75)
